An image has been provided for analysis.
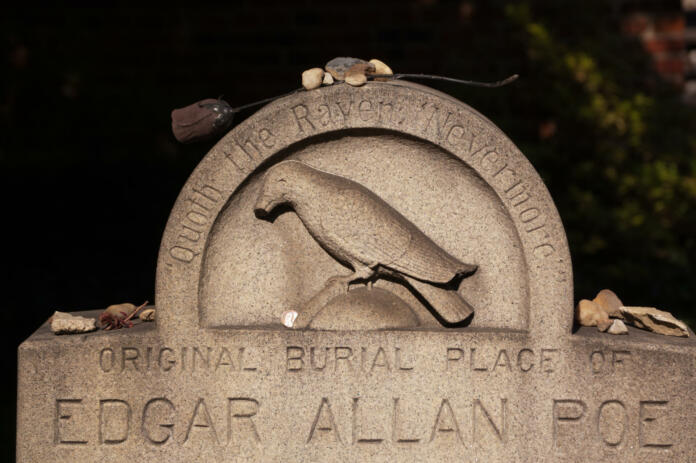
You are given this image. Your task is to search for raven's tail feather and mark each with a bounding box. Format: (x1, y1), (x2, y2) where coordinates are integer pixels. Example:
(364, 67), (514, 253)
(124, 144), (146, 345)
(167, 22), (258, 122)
(405, 276), (474, 323)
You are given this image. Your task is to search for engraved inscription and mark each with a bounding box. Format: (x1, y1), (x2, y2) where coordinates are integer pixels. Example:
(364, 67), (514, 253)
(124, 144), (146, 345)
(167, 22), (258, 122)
(98, 346), (259, 374)
(225, 127), (277, 175)
(306, 396), (507, 447)
(287, 346), (415, 374)
(289, 96), (406, 137)
(55, 396), (261, 447)
(552, 398), (673, 455)
(168, 184), (222, 264)
(446, 347), (559, 374)
(590, 350), (632, 375)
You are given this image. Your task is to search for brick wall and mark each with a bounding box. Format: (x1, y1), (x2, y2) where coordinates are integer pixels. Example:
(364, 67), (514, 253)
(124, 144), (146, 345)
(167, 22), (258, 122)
(684, 0), (696, 103)
(620, 0), (696, 102)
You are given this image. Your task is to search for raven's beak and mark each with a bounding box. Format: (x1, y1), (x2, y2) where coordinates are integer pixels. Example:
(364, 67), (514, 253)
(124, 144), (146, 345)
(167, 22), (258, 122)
(253, 193), (275, 218)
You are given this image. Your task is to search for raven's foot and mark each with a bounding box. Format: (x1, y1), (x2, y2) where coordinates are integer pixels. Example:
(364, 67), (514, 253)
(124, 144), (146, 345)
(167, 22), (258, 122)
(326, 265), (375, 293)
(326, 274), (354, 293)
(353, 264), (375, 283)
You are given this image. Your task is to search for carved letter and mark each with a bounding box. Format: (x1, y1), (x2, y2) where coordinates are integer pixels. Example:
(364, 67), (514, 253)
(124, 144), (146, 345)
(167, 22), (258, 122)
(597, 400), (627, 448)
(286, 346), (304, 371)
(392, 398), (420, 443)
(55, 399), (87, 445)
(99, 399), (131, 444)
(446, 347), (463, 370)
(552, 399), (586, 451)
(184, 398), (219, 444)
(493, 350), (511, 372)
(307, 398), (342, 444)
(142, 398), (175, 445)
(430, 399), (463, 444)
(216, 347), (236, 371)
(169, 246), (199, 263)
(517, 348), (534, 372)
(352, 398), (384, 444)
(158, 347), (176, 371)
(370, 347), (391, 373)
(639, 401), (672, 450)
(228, 398), (261, 444)
(99, 348), (115, 372)
(358, 100), (375, 122)
(291, 104), (315, 133)
(474, 398), (506, 442)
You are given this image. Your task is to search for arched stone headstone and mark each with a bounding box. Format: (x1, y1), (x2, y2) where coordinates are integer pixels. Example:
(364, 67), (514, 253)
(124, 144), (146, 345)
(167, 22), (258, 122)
(158, 80), (571, 339)
(17, 81), (695, 462)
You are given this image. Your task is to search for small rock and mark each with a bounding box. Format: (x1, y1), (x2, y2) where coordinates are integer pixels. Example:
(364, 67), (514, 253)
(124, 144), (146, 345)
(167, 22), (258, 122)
(302, 68), (324, 90)
(322, 72), (334, 85)
(575, 299), (610, 329)
(593, 289), (623, 318)
(368, 58), (393, 81)
(325, 57), (367, 81)
(607, 319), (628, 335)
(50, 311), (97, 335)
(281, 310), (298, 328)
(139, 308), (156, 322)
(597, 319), (613, 332)
(620, 306), (689, 337)
(345, 62), (376, 87)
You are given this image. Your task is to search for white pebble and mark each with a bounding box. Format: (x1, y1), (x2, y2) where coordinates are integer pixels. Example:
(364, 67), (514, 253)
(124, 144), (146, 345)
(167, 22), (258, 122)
(281, 310), (298, 328)
(302, 68), (324, 90)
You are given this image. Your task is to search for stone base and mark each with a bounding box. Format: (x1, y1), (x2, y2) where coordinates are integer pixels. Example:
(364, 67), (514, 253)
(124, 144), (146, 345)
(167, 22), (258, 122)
(309, 287), (420, 330)
(17, 310), (696, 462)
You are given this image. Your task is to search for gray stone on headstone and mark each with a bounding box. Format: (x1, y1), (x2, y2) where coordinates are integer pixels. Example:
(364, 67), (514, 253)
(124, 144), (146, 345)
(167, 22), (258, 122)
(17, 80), (696, 462)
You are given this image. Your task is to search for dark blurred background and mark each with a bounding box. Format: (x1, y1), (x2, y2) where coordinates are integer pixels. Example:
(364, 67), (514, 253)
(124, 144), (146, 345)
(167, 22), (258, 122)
(2, 0), (695, 458)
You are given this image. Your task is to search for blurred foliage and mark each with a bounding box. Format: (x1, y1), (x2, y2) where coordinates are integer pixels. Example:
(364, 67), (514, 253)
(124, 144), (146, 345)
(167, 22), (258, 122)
(461, 1), (695, 326)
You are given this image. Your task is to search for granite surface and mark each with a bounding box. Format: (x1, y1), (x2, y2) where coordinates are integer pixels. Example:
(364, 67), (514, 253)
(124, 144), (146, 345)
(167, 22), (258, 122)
(17, 80), (696, 462)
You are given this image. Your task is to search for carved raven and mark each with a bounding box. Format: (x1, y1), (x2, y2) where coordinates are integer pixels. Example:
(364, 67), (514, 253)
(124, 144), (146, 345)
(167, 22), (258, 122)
(254, 160), (477, 324)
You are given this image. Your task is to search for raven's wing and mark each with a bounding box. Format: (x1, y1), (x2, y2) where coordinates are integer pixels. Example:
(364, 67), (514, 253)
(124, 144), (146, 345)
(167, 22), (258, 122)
(320, 187), (411, 267)
(320, 186), (475, 284)
(389, 229), (477, 284)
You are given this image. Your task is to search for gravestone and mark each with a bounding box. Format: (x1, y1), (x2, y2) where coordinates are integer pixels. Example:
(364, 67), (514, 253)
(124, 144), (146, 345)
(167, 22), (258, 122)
(17, 80), (696, 462)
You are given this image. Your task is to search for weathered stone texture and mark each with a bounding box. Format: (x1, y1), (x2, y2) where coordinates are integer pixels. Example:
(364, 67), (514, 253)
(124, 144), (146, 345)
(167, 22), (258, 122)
(17, 81), (696, 462)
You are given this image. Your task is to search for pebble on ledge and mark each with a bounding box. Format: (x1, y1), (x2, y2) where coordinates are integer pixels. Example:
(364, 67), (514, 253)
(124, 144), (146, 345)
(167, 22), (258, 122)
(576, 288), (691, 337)
(50, 311), (97, 335)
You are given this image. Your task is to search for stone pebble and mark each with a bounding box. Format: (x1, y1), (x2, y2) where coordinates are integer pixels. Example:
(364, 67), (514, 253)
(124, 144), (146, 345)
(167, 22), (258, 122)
(50, 311), (97, 335)
(345, 62), (376, 87)
(302, 68), (324, 90)
(575, 299), (611, 331)
(593, 288), (623, 318)
(324, 57), (367, 80)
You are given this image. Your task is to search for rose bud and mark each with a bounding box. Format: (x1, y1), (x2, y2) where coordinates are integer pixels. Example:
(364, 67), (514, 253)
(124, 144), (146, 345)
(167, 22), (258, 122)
(171, 98), (235, 144)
